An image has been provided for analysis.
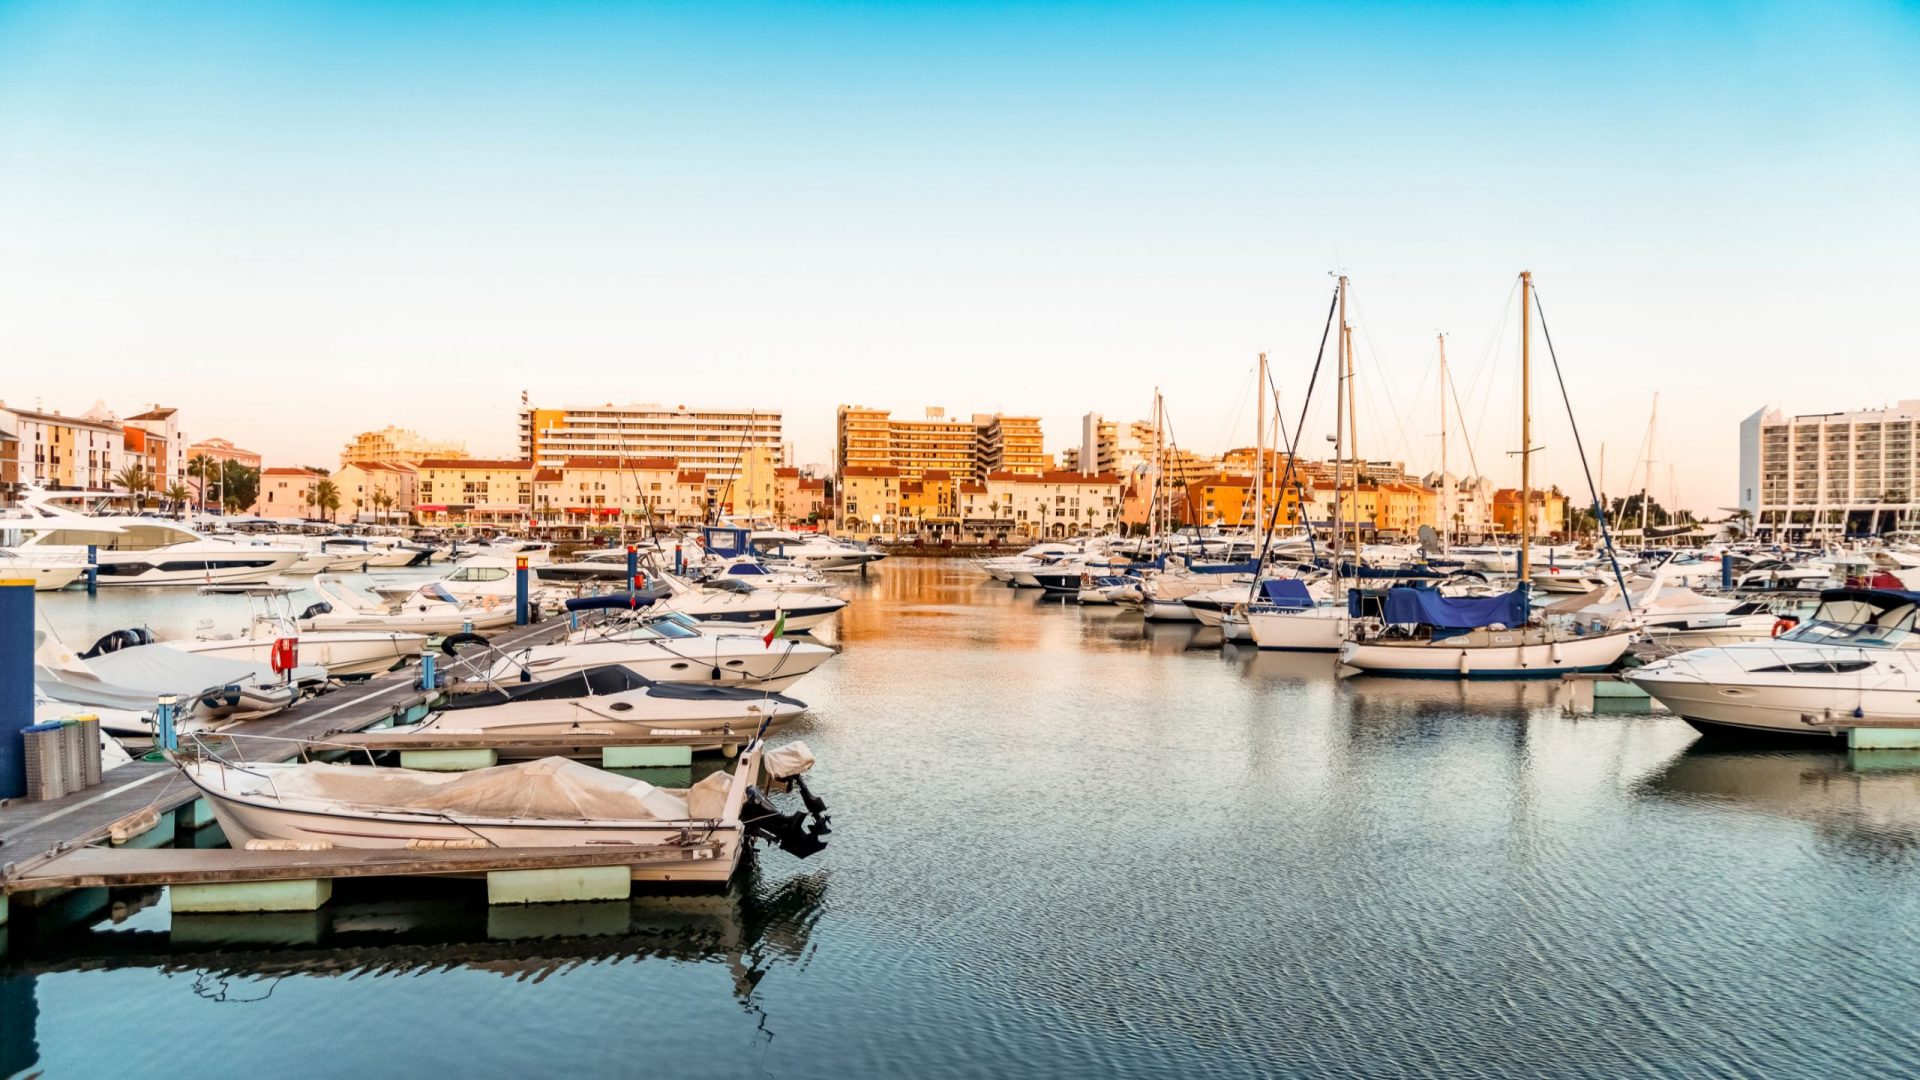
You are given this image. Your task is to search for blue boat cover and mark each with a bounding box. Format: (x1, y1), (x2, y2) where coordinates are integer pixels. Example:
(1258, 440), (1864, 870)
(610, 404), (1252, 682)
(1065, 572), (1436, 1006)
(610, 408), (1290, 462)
(1184, 557), (1260, 575)
(564, 591), (656, 611)
(1350, 586), (1529, 631)
(1259, 579), (1315, 610)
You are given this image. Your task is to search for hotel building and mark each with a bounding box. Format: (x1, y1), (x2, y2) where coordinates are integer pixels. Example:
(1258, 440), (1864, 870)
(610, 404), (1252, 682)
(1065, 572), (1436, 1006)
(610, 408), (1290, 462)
(835, 405), (1045, 482)
(519, 403), (784, 484)
(341, 426), (467, 467)
(1740, 401), (1920, 537)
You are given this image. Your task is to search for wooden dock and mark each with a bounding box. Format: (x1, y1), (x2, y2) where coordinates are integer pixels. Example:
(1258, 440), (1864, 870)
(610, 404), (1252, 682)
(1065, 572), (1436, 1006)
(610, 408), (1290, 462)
(0, 619), (567, 890)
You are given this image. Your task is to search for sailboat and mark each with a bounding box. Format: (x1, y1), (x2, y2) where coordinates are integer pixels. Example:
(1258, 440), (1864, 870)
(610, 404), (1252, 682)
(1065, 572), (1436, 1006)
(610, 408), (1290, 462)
(1338, 271), (1636, 677)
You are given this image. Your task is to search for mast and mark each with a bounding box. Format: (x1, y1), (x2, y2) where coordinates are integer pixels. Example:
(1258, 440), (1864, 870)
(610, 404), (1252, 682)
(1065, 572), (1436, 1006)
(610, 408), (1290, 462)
(1438, 332), (1450, 548)
(1519, 269), (1533, 580)
(1333, 276), (1349, 575)
(1254, 352), (1266, 544)
(1640, 393), (1658, 547)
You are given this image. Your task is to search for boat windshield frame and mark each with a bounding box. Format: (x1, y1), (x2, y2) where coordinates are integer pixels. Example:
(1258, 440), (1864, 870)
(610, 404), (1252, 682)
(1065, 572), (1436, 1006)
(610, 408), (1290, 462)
(1779, 615), (1917, 650)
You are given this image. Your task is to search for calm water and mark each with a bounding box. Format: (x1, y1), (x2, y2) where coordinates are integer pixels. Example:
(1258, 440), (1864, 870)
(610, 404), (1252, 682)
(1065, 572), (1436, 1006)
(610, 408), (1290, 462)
(9, 559), (1920, 1078)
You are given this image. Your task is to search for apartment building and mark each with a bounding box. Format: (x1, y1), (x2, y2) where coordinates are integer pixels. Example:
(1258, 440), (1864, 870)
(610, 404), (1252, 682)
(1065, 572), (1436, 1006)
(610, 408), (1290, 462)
(836, 404), (1047, 482)
(331, 461), (420, 524)
(0, 403), (127, 493)
(520, 403), (783, 483)
(341, 426), (466, 467)
(975, 414), (1045, 476)
(1740, 401), (1920, 537)
(252, 467), (330, 519)
(415, 459), (536, 526)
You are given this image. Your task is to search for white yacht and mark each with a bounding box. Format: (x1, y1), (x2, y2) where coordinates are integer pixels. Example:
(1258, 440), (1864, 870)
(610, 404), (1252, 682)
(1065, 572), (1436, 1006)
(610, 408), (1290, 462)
(476, 611), (836, 691)
(749, 530), (886, 572)
(4, 492), (303, 586)
(0, 547), (86, 591)
(173, 594), (427, 678)
(649, 572), (846, 633)
(1627, 587), (1920, 741)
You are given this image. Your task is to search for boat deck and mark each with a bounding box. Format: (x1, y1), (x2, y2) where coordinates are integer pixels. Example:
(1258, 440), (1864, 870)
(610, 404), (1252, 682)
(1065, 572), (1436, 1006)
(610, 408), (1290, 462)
(0, 619), (566, 890)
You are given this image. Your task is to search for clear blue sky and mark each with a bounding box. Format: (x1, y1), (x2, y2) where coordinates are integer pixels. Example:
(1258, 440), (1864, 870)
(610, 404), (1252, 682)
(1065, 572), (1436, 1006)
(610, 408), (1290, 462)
(2, 0), (1915, 511)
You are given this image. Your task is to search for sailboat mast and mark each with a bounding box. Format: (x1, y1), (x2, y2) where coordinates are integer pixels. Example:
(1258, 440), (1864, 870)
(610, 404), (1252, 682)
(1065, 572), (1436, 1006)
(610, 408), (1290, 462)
(1254, 352), (1266, 543)
(1333, 276), (1348, 572)
(1438, 332), (1449, 547)
(1520, 269), (1533, 581)
(1640, 393), (1658, 546)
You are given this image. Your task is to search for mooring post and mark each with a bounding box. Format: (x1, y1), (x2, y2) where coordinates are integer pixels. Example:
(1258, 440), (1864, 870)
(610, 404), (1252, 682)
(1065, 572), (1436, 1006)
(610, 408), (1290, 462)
(1721, 556), (1733, 590)
(85, 544), (98, 596)
(515, 555), (530, 626)
(0, 578), (33, 799)
(419, 651), (437, 691)
(154, 693), (179, 752)
(626, 545), (638, 589)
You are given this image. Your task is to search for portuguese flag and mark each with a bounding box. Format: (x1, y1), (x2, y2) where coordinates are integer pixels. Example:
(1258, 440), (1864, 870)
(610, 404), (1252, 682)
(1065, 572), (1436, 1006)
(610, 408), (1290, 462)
(763, 608), (786, 648)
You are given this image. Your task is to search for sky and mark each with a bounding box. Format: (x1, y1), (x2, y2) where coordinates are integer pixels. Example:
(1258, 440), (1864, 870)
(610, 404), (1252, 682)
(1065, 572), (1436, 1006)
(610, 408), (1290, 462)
(1, 0), (1916, 514)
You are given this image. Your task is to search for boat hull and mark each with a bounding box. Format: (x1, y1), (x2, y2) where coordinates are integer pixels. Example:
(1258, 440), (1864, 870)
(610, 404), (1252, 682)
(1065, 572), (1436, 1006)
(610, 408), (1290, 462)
(1340, 628), (1634, 678)
(1247, 608), (1349, 652)
(177, 632), (426, 678)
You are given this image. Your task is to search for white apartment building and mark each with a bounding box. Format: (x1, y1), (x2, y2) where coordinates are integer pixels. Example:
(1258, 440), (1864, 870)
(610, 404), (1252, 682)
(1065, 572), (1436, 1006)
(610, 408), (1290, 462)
(1740, 401), (1920, 538)
(518, 403), (784, 483)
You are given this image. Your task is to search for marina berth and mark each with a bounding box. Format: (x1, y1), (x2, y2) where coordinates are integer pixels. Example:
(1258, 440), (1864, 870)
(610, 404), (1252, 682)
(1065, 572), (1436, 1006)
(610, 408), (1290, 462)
(34, 624), (318, 728)
(647, 571), (847, 633)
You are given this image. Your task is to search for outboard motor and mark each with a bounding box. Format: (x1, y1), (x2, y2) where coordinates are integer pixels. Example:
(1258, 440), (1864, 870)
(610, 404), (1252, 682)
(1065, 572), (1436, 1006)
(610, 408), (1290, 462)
(80, 627), (154, 659)
(741, 786), (830, 858)
(297, 601), (333, 621)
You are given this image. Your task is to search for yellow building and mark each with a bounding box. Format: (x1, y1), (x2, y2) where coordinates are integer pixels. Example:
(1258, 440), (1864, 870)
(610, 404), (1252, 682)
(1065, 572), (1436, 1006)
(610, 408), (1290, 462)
(774, 468), (829, 526)
(975, 414), (1045, 475)
(331, 461), (419, 524)
(0, 404), (125, 491)
(984, 470), (1122, 538)
(339, 426), (466, 467)
(527, 456), (679, 528)
(719, 444), (782, 520)
(415, 458), (535, 527)
(836, 404), (1045, 482)
(835, 465), (901, 534)
(252, 467), (330, 519)
(521, 403), (783, 484)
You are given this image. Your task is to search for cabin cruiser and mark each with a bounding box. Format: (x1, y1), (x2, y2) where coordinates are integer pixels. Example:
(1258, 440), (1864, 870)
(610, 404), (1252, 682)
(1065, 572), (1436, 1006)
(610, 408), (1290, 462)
(980, 542), (1082, 585)
(371, 555), (567, 604)
(174, 594), (426, 678)
(1627, 587), (1920, 741)
(696, 557), (838, 594)
(473, 610), (835, 691)
(4, 492), (303, 586)
(406, 664), (806, 752)
(1339, 585), (1635, 678)
(0, 547), (86, 591)
(177, 739), (829, 883)
(749, 530), (885, 573)
(301, 577), (519, 636)
(648, 573), (845, 633)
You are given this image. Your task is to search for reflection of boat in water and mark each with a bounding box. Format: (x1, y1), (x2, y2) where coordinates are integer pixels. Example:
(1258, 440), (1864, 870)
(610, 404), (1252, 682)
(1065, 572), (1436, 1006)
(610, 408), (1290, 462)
(0, 861), (831, 1001)
(1640, 745), (1920, 847)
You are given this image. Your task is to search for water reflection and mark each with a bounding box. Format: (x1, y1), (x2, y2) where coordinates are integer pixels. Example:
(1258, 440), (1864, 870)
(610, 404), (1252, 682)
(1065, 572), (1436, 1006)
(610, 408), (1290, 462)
(1642, 745), (1920, 852)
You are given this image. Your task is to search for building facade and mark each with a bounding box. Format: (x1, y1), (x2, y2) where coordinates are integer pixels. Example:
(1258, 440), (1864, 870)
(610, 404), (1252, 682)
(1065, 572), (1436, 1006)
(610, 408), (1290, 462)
(252, 467), (330, 518)
(415, 459), (536, 527)
(341, 426), (466, 467)
(331, 461), (420, 524)
(520, 403), (783, 484)
(0, 403), (126, 494)
(1740, 401), (1920, 538)
(836, 404), (1046, 482)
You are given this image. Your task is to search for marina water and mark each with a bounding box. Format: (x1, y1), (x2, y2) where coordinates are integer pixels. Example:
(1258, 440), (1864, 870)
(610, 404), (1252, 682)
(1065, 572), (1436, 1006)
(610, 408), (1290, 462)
(8, 559), (1920, 1077)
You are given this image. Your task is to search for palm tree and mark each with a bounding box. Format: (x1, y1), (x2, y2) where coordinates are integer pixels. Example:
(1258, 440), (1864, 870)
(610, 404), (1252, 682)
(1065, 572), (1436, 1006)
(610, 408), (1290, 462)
(186, 454), (217, 515)
(314, 480), (343, 523)
(111, 464), (150, 509)
(371, 490), (394, 526)
(164, 482), (192, 518)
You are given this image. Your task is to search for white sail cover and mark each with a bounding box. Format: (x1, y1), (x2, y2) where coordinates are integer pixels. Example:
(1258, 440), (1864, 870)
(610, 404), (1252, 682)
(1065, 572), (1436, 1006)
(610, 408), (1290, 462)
(267, 757), (699, 820)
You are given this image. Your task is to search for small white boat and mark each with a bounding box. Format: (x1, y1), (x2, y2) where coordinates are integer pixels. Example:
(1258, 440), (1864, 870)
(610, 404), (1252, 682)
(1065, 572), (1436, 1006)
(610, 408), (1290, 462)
(35, 625), (312, 722)
(179, 741), (829, 883)
(301, 577), (518, 636)
(1246, 580), (1352, 652)
(411, 664), (805, 744)
(480, 612), (835, 691)
(650, 574), (846, 633)
(176, 603), (426, 679)
(0, 547), (86, 591)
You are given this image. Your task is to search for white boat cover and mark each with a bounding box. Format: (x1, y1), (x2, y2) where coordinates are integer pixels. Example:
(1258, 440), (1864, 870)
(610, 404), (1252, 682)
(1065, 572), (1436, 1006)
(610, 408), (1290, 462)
(264, 757), (701, 820)
(87, 644), (279, 692)
(763, 740), (815, 780)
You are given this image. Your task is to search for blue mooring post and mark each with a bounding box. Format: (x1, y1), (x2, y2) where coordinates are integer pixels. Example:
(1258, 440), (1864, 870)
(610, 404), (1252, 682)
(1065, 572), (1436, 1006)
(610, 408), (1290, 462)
(515, 556), (529, 626)
(0, 579), (33, 799)
(153, 694), (179, 753)
(1721, 556), (1733, 590)
(85, 544), (98, 597)
(626, 545), (638, 588)
(674, 544), (684, 574)
(419, 651), (437, 691)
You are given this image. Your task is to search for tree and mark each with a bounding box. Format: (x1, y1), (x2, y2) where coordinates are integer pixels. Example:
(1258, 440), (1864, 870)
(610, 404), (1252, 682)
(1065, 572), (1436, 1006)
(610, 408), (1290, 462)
(219, 460), (260, 514)
(373, 491), (394, 525)
(111, 464), (151, 508)
(164, 482), (192, 518)
(187, 454), (218, 514)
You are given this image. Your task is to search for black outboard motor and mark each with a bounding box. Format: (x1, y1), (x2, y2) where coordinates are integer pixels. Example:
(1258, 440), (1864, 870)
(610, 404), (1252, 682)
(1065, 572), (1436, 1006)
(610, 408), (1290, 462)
(80, 627), (154, 659)
(742, 785), (830, 858)
(297, 601), (333, 621)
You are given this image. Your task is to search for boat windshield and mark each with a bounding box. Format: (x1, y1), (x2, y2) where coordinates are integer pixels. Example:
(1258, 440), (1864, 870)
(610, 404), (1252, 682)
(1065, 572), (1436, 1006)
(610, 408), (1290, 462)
(1780, 602), (1918, 649)
(640, 614), (702, 639)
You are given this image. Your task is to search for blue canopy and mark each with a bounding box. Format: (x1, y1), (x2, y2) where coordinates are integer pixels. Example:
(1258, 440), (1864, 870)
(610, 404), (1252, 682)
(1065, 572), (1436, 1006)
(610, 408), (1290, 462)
(564, 591), (656, 611)
(1350, 585), (1529, 631)
(1183, 556), (1260, 575)
(1259, 579), (1315, 610)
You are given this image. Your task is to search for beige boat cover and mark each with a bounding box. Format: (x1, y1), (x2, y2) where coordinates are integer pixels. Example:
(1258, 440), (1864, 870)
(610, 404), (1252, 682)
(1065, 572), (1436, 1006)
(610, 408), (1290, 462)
(686, 769), (732, 819)
(266, 757), (700, 821)
(763, 741), (815, 780)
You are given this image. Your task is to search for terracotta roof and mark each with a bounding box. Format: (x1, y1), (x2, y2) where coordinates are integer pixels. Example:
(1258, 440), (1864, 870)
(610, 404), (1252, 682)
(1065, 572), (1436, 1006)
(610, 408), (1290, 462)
(900, 481), (925, 495)
(534, 468), (563, 482)
(959, 482), (987, 494)
(561, 455), (676, 470)
(262, 467), (324, 476)
(416, 458), (533, 470)
(677, 470), (706, 483)
(841, 466), (901, 478)
(1201, 474), (1251, 488)
(798, 478), (826, 491)
(987, 470), (1121, 485)
(774, 467), (801, 478)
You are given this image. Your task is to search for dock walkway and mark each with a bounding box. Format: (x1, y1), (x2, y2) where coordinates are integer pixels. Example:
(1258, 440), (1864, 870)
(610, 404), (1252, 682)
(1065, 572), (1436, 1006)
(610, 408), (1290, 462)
(0, 619), (565, 889)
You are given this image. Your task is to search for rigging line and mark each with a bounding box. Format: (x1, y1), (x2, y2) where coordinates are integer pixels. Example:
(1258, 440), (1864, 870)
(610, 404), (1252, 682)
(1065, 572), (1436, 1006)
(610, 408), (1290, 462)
(1348, 290), (1429, 467)
(1252, 285), (1340, 596)
(1531, 284), (1632, 610)
(1456, 278), (1522, 467)
(1447, 363), (1485, 481)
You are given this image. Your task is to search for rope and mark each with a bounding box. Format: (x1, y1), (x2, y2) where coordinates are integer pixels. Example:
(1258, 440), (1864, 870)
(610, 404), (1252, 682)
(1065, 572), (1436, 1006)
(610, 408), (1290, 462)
(1530, 284), (1632, 610)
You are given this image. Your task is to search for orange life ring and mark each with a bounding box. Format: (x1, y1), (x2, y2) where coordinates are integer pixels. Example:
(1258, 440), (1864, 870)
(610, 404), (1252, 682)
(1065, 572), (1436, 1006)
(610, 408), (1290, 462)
(1771, 616), (1797, 638)
(270, 637), (299, 674)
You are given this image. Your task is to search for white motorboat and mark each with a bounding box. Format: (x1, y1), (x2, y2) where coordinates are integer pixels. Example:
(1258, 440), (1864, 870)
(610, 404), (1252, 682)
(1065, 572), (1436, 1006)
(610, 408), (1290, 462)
(477, 612), (835, 691)
(370, 555), (567, 604)
(750, 530), (885, 573)
(4, 490), (303, 585)
(178, 740), (829, 883)
(1627, 587), (1920, 741)
(175, 600), (426, 679)
(650, 573), (846, 633)
(0, 547), (85, 591)
(413, 664), (805, 746)
(35, 624), (312, 722)
(1339, 585), (1634, 678)
(301, 577), (519, 636)
(699, 557), (839, 594)
(980, 542), (1081, 584)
